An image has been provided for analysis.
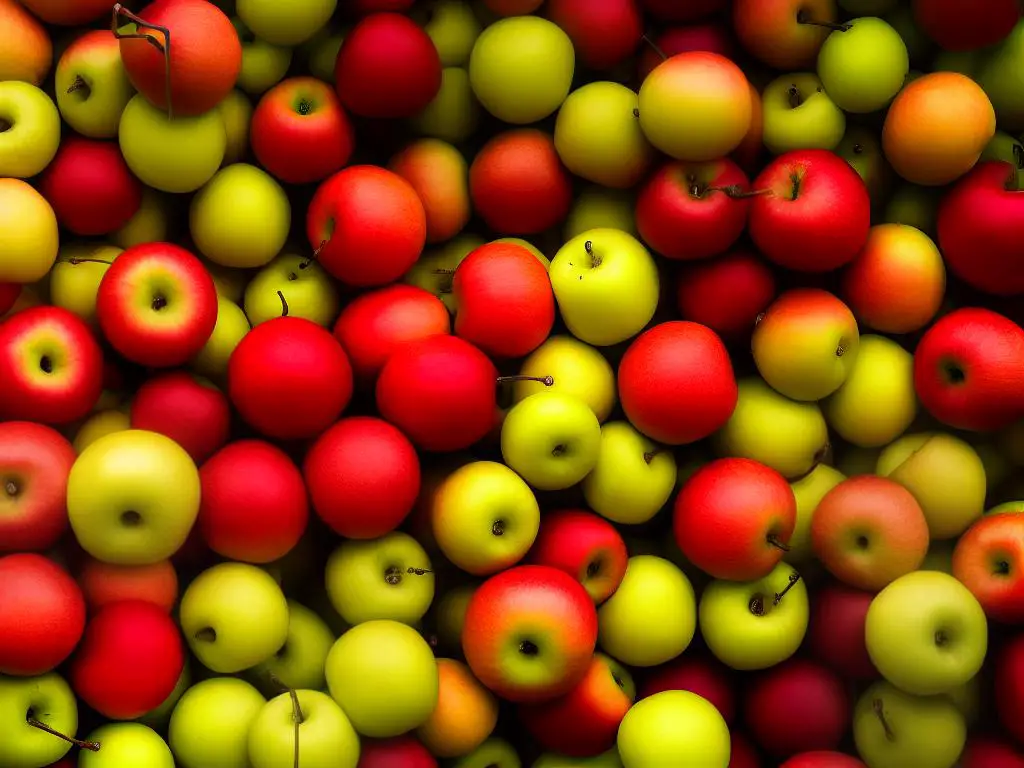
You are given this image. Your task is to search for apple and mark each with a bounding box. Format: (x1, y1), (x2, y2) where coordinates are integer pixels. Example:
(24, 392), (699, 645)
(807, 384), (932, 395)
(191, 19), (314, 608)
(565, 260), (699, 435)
(996, 634), (1024, 745)
(675, 249), (776, 341)
(837, 125), (892, 206)
(511, 335), (617, 422)
(48, 243), (122, 328)
(402, 233), (484, 311)
(130, 372), (229, 465)
(411, 66), (481, 144)
(788, 464), (846, 562)
(547, 0), (641, 70)
(913, 0), (1019, 50)
(961, 737), (1024, 768)
(732, 0), (838, 70)
(432, 582), (477, 656)
(617, 690), (731, 767)
(761, 73), (845, 155)
(421, 0), (481, 67)
(111, 187), (171, 250)
(0, 0), (51, 86)
(358, 735), (438, 767)
(190, 296), (250, 381)
(808, 581), (877, 679)
(637, 21), (735, 79)
(78, 557), (177, 614)
(0, 672), (81, 768)
(637, 653), (735, 723)
(168, 677), (266, 768)
(0, 81), (60, 179)
(565, 187), (636, 241)
(817, 16), (909, 113)
(389, 138), (470, 245)
(953, 511), (1024, 622)
(216, 88), (252, 164)
(232, 17), (291, 95)
(780, 753), (867, 768)
(0, 282), (19, 315)
(251, 689), (361, 768)
(244, 251), (338, 328)
(982, 131), (1024, 190)
(0, 179), (58, 284)
(73, 410), (132, 455)
(418, 658), (499, 758)
(884, 182), (940, 239)
(977, 20), (1024, 132)
(78, 723), (174, 768)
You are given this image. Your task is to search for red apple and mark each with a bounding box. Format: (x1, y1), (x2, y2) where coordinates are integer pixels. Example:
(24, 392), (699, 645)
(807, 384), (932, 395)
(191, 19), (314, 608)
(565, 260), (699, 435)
(808, 582), (877, 679)
(674, 457), (797, 581)
(638, 23), (736, 83)
(731, 733), (763, 768)
(198, 440), (309, 563)
(376, 334), (499, 452)
(130, 371), (231, 464)
(389, 138), (471, 244)
(0, 554), (86, 675)
(732, 0), (836, 70)
(0, 283), (20, 315)
(250, 76), (355, 185)
(638, 653), (736, 723)
(451, 242), (555, 359)
(953, 511), (1024, 623)
(618, 321), (738, 445)
(96, 242), (218, 368)
(913, 0), (1019, 51)
(69, 600), (184, 719)
(470, 129), (573, 236)
(749, 149), (871, 273)
(997, 634), (1024, 746)
(962, 736), (1024, 768)
(228, 316), (354, 440)
(640, 0), (726, 23)
(357, 736), (437, 768)
(0, 306), (104, 424)
(545, 0), (642, 71)
(526, 508), (629, 604)
(676, 249), (776, 341)
(77, 557), (178, 614)
(37, 137), (142, 236)
(19, 0), (111, 24)
(335, 12), (441, 118)
(636, 157), (752, 260)
(0, 422), (76, 553)
(117, 0), (241, 116)
(307, 165), (427, 287)
(780, 753), (867, 768)
(304, 416), (420, 539)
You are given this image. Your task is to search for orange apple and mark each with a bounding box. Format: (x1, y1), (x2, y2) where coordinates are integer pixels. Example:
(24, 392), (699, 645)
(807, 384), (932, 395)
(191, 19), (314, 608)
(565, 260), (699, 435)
(416, 658), (499, 758)
(0, 0), (51, 85)
(389, 138), (471, 244)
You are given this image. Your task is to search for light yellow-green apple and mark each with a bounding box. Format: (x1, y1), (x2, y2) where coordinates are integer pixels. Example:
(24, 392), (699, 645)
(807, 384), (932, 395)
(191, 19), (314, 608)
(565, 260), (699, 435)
(111, 188), (170, 250)
(823, 334), (917, 448)
(218, 89), (253, 165)
(325, 532), (434, 626)
(0, 81), (60, 179)
(431, 460), (541, 575)
(422, 0), (482, 66)
(761, 73), (845, 155)
(0, 179), (58, 284)
(190, 163), (291, 269)
(597, 555), (695, 667)
(236, 0), (336, 46)
(249, 601), (336, 694)
(553, 82), (653, 189)
(944, 675), (982, 727)
(232, 17), (292, 95)
(325, 620), (439, 737)
(74, 410), (132, 454)
(55, 29), (134, 139)
(244, 252), (339, 327)
(249, 689), (360, 768)
(865, 570), (988, 696)
(403, 233), (484, 311)
(534, 750), (622, 768)
(713, 377), (830, 480)
(79, 723), (175, 768)
(136, 663), (191, 730)
(48, 243), (122, 327)
(883, 183), (940, 238)
(564, 187), (637, 241)
(0, 672), (78, 768)
(411, 67), (481, 144)
(301, 27), (346, 83)
(818, 17), (909, 113)
(512, 335), (617, 422)
(452, 738), (520, 768)
(179, 562), (290, 673)
(852, 681), (966, 768)
(981, 130), (1024, 188)
(788, 464), (846, 562)
(549, 229), (659, 347)
(976, 20), (1024, 132)
(877, 432), (987, 539)
(501, 392), (602, 491)
(468, 16), (574, 125)
(168, 677), (266, 768)
(617, 690), (730, 768)
(190, 297), (251, 381)
(752, 288), (861, 401)
(66, 429), (200, 565)
(119, 95), (226, 194)
(836, 125), (892, 205)
(433, 583), (478, 655)
(699, 562), (809, 671)
(493, 237), (549, 268)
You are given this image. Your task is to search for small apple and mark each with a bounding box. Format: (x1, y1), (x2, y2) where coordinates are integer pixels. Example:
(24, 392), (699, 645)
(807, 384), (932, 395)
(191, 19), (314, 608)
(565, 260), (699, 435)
(565, 187), (636, 241)
(78, 557), (177, 614)
(421, 0), (481, 67)
(675, 249), (776, 342)
(761, 73), (846, 155)
(817, 17), (909, 113)
(244, 251), (340, 328)
(451, 738), (518, 768)
(168, 677), (266, 768)
(0, 0), (52, 86)
(617, 690), (731, 767)
(190, 297), (250, 382)
(787, 464), (846, 563)
(808, 581), (877, 680)
(511, 335), (617, 423)
(218, 89), (253, 165)
(732, 0), (837, 70)
(249, 601), (336, 694)
(48, 243), (122, 327)
(953, 511), (1024, 623)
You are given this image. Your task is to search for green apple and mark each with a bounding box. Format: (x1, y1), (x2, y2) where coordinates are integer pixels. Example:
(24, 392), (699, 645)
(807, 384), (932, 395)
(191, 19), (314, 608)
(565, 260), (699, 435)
(111, 187), (171, 250)
(876, 432), (986, 539)
(325, 532), (434, 626)
(250, 601), (336, 694)
(549, 229), (659, 347)
(565, 187), (637, 241)
(55, 30), (135, 139)
(761, 73), (845, 154)
(136, 663), (190, 730)
(834, 445), (881, 477)
(49, 243), (122, 327)
(411, 67), (481, 144)
(452, 738), (521, 768)
(512, 335), (617, 422)
(493, 237), (549, 269)
(976, 19), (1024, 132)
(249, 689), (359, 768)
(598, 555), (696, 667)
(852, 681), (966, 768)
(836, 125), (892, 204)
(190, 297), (251, 382)
(554, 82), (653, 189)
(422, 0), (482, 67)
(581, 421), (677, 525)
(325, 620), (439, 737)
(403, 233), (485, 311)
(190, 163), (291, 269)
(0, 672), (78, 768)
(699, 562), (809, 671)
(219, 89), (254, 166)
(824, 334), (917, 448)
(981, 130), (1024, 188)
(301, 27), (346, 84)
(168, 677), (266, 768)
(788, 464), (846, 562)
(883, 182), (940, 238)
(0, 80), (61, 178)
(818, 17), (909, 113)
(67, 429), (201, 565)
(617, 690), (730, 768)
(713, 377), (830, 480)
(244, 251), (339, 327)
(79, 723), (175, 768)
(865, 570), (987, 696)
(119, 94), (226, 193)
(236, 0), (336, 46)
(944, 674), (982, 727)
(179, 562), (290, 673)
(232, 17), (292, 95)
(534, 749), (623, 768)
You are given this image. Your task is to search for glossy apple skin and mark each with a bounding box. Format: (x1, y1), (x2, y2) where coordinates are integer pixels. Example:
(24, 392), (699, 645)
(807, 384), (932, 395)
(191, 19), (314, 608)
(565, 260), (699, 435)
(463, 565), (599, 703)
(618, 321), (737, 445)
(912, 0), (1020, 50)
(674, 457), (796, 581)
(389, 140), (471, 244)
(961, 736), (1024, 768)
(636, 158), (751, 260)
(732, 0), (835, 70)
(526, 508), (628, 604)
(357, 736), (437, 768)
(808, 582), (877, 680)
(304, 416), (420, 539)
(78, 557), (178, 614)
(780, 753), (867, 768)
(637, 653), (736, 723)
(937, 161), (1024, 296)
(38, 137), (142, 236)
(0, 422), (76, 553)
(913, 307), (1024, 431)
(130, 371), (230, 464)
(546, 0), (642, 70)
(251, 76), (355, 185)
(637, 23), (735, 81)
(953, 512), (1024, 623)
(0, 554), (86, 675)
(997, 634), (1024, 746)
(676, 250), (775, 341)
(749, 149), (871, 273)
(452, 242), (555, 359)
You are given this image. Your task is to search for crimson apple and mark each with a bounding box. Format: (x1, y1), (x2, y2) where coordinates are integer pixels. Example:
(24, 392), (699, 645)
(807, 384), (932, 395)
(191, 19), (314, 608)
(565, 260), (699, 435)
(0, 283), (20, 315)
(638, 23), (736, 81)
(953, 511), (1024, 623)
(637, 653), (736, 724)
(130, 371), (231, 464)
(912, 0), (1019, 51)
(676, 249), (776, 341)
(997, 634), (1024, 745)
(780, 753), (867, 768)
(807, 581), (877, 680)
(546, 0), (642, 70)
(77, 557), (178, 614)
(962, 736), (1024, 768)
(357, 736), (437, 767)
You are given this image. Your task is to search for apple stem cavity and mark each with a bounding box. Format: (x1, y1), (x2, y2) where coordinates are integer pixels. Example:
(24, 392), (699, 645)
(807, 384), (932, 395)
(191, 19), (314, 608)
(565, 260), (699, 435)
(632, 108), (640, 118)
(583, 240), (603, 268)
(491, 519), (506, 536)
(766, 534), (791, 552)
(112, 4), (175, 120)
(4, 480), (18, 497)
(643, 448), (662, 464)
(194, 627), (217, 643)
(299, 240), (328, 271)
(787, 85), (804, 109)
(640, 33), (668, 61)
(27, 717), (100, 752)
(772, 572), (801, 606)
(497, 375), (555, 387)
(872, 698), (896, 742)
(277, 291), (290, 317)
(66, 75), (90, 98)
(795, 11), (852, 32)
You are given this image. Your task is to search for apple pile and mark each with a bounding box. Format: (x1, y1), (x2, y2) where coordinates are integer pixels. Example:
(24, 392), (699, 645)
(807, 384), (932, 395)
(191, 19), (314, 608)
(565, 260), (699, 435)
(4, 0), (1024, 766)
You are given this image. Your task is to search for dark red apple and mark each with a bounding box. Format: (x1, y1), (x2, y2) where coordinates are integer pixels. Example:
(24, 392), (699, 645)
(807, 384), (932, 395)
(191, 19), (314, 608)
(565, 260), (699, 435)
(962, 736), (1024, 768)
(638, 653), (736, 723)
(130, 371), (231, 464)
(0, 283), (20, 315)
(808, 581), (877, 680)
(732, 0), (836, 70)
(357, 736), (437, 768)
(676, 249), (776, 340)
(997, 634), (1024, 746)
(731, 733), (764, 768)
(953, 511), (1024, 624)
(913, 0), (1019, 51)
(545, 0), (642, 71)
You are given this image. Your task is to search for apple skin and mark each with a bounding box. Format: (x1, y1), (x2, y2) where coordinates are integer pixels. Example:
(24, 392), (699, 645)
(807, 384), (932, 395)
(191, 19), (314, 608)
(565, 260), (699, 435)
(167, 676), (266, 768)
(912, 0), (1020, 51)
(637, 22), (736, 81)
(997, 634), (1024, 746)
(913, 307), (1024, 431)
(635, 157), (751, 261)
(546, 0), (640, 70)
(808, 581), (877, 679)
(79, 722), (175, 768)
(390, 138), (470, 245)
(761, 73), (846, 155)
(78, 557), (178, 614)
(617, 689), (731, 767)
(130, 372), (230, 465)
(749, 149), (871, 273)
(676, 250), (775, 341)
(463, 565), (598, 703)
(0, 0), (52, 85)
(675, 457), (796, 581)
(640, 0), (725, 22)
(732, 0), (836, 70)
(0, 179), (59, 284)
(780, 753), (867, 768)
(0, 554), (86, 676)
(417, 657), (499, 758)
(637, 653), (736, 724)
(952, 511), (1024, 623)
(817, 17), (909, 114)
(358, 736), (438, 768)
(961, 736), (1024, 768)
(0, 422), (76, 553)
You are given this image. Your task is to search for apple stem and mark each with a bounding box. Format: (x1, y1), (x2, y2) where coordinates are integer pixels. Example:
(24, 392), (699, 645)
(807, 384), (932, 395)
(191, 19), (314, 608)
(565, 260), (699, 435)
(772, 572), (801, 605)
(407, 567), (432, 576)
(66, 75), (88, 95)
(632, 107), (640, 118)
(67, 257), (114, 266)
(872, 699), (895, 741)
(27, 718), (100, 752)
(299, 240), (328, 271)
(584, 240), (603, 268)
(497, 375), (555, 387)
(111, 4), (174, 119)
(433, 268), (456, 275)
(795, 12), (852, 32)
(643, 448), (662, 464)
(766, 534), (791, 552)
(267, 673), (303, 768)
(277, 290), (289, 317)
(1014, 144), (1024, 170)
(706, 185), (772, 200)
(787, 85), (803, 109)
(640, 33), (668, 61)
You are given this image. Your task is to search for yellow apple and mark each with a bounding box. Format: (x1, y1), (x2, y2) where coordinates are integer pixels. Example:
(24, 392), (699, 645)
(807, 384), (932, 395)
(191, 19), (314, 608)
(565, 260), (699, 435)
(217, 89), (253, 166)
(0, 178), (59, 283)
(788, 464), (846, 562)
(73, 409), (131, 455)
(564, 187), (637, 241)
(512, 335), (616, 422)
(48, 243), (122, 326)
(111, 188), (171, 249)
(190, 297), (251, 382)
